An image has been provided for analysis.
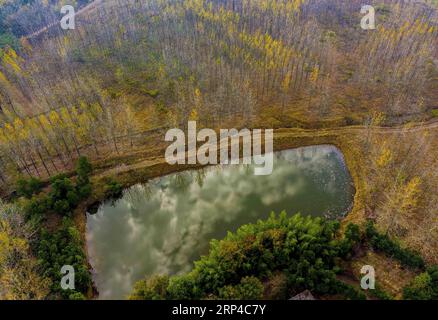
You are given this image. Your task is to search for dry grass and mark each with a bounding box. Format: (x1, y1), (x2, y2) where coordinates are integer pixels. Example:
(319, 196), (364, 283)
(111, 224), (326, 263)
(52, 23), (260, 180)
(351, 251), (417, 299)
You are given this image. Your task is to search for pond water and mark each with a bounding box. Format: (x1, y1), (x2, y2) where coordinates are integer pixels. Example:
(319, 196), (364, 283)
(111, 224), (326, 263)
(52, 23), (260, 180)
(86, 145), (355, 299)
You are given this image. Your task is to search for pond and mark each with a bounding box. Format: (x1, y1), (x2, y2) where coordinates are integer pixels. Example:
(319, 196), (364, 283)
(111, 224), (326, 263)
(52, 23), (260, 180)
(86, 145), (355, 299)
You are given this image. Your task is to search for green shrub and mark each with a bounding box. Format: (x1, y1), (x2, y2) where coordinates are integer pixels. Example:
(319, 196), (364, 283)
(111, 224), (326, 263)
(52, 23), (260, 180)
(129, 275), (170, 300)
(78, 183), (92, 199)
(24, 195), (50, 220)
(403, 265), (438, 300)
(345, 223), (361, 243)
(167, 273), (201, 300)
(76, 156), (92, 187)
(334, 281), (367, 300)
(403, 273), (433, 300)
(50, 176), (75, 200)
(105, 180), (123, 199)
(52, 199), (71, 215)
(17, 177), (43, 198)
(431, 109), (438, 118)
(218, 277), (264, 300)
(68, 292), (86, 300)
(339, 223), (361, 257)
(427, 265), (438, 298)
(66, 190), (80, 207)
(143, 89), (159, 98)
(75, 157), (93, 200)
(21, 158), (93, 218)
(37, 219), (92, 299)
(48, 177), (78, 215)
(370, 285), (394, 300)
(0, 32), (19, 50)
(365, 222), (424, 269)
(50, 174), (68, 184)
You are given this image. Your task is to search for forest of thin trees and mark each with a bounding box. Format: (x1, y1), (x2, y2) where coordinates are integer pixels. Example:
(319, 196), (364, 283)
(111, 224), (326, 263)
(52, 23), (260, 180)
(362, 113), (438, 263)
(0, 0), (437, 187)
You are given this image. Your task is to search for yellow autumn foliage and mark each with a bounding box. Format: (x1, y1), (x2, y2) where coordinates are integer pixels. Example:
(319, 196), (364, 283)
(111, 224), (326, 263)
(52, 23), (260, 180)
(400, 177), (421, 213)
(376, 147), (392, 168)
(189, 108), (199, 121)
(0, 202), (51, 300)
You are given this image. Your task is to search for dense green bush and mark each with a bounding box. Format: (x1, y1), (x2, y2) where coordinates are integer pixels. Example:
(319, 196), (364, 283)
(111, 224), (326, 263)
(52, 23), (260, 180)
(167, 273), (200, 300)
(36, 218), (92, 299)
(195, 213), (342, 296)
(218, 277), (264, 300)
(129, 275), (170, 300)
(75, 156), (93, 200)
(76, 157), (93, 188)
(403, 266), (438, 300)
(365, 222), (424, 269)
(0, 32), (19, 49)
(429, 266), (438, 297)
(17, 177), (43, 198)
(77, 183), (92, 199)
(105, 180), (123, 199)
(345, 223), (361, 243)
(130, 212), (364, 300)
(369, 284), (394, 300)
(48, 175), (79, 215)
(68, 292), (87, 300)
(333, 281), (367, 300)
(22, 157), (93, 217)
(24, 195), (50, 220)
(338, 223), (361, 257)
